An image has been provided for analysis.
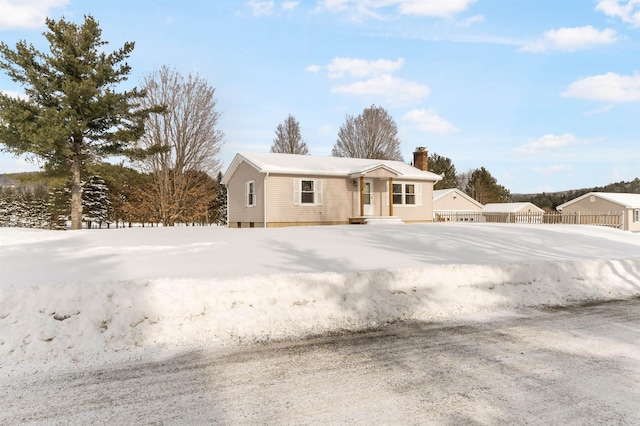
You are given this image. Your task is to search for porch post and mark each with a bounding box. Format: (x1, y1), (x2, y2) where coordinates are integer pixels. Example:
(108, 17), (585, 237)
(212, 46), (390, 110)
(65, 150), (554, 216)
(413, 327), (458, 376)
(359, 176), (365, 216)
(388, 178), (393, 216)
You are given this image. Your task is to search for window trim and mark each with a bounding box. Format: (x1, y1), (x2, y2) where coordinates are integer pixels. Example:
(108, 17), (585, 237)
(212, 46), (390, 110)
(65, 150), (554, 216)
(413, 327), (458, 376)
(293, 178), (323, 206)
(245, 180), (256, 207)
(634, 209), (640, 223)
(388, 182), (422, 206)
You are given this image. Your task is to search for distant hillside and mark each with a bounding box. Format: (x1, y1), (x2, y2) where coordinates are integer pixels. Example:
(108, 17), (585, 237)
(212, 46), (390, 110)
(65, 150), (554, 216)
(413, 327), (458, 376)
(513, 178), (640, 211)
(0, 171), (66, 189)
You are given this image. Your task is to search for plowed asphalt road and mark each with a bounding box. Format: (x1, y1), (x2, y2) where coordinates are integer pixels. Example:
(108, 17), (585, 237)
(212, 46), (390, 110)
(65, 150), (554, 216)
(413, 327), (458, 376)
(3, 298), (640, 425)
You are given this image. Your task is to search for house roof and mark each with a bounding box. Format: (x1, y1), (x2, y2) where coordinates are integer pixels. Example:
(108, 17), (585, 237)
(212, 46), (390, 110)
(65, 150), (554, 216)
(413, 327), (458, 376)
(433, 188), (484, 208)
(222, 152), (443, 184)
(556, 192), (640, 210)
(483, 202), (544, 213)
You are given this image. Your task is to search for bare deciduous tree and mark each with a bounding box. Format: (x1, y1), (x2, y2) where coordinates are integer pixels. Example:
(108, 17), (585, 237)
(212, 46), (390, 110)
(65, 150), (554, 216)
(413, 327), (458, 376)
(331, 104), (402, 161)
(457, 170), (473, 193)
(270, 114), (309, 155)
(136, 66), (224, 226)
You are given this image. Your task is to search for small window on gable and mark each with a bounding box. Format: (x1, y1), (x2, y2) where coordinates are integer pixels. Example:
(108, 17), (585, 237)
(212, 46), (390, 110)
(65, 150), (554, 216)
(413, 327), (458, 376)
(245, 180), (255, 207)
(294, 178), (323, 206)
(590, 195), (596, 203)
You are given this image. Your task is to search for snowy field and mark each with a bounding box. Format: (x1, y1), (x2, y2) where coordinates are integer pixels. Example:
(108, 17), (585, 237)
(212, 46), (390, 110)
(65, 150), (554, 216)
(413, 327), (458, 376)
(2, 222), (640, 375)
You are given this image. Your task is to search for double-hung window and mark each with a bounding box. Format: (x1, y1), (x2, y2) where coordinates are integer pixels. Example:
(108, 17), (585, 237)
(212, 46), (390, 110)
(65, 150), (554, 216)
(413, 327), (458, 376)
(634, 210), (640, 223)
(392, 184), (403, 205)
(405, 184), (416, 205)
(294, 178), (323, 206)
(390, 182), (421, 206)
(245, 180), (255, 207)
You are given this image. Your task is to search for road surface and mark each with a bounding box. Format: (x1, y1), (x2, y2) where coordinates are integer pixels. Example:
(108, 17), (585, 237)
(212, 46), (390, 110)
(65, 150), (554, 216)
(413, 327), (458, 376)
(3, 298), (640, 425)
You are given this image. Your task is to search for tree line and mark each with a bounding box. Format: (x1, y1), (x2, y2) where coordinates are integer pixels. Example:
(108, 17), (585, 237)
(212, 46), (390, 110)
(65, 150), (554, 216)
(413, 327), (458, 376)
(512, 178), (640, 212)
(0, 167), (227, 229)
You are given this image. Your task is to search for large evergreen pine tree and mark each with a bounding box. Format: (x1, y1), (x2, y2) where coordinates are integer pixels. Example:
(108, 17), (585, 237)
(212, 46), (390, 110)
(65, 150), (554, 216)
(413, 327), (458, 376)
(0, 16), (161, 230)
(428, 153), (459, 190)
(465, 167), (511, 204)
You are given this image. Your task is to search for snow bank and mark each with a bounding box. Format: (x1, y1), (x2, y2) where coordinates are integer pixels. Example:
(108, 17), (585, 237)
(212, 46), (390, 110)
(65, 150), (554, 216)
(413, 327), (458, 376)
(2, 224), (640, 373)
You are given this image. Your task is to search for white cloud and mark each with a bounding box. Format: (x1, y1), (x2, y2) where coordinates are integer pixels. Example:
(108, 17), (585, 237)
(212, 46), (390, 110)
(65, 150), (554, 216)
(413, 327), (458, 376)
(596, 0), (640, 27)
(401, 108), (458, 134)
(457, 14), (484, 27)
(282, 1), (300, 10)
(247, 0), (275, 16)
(396, 0), (477, 17)
(0, 0), (68, 30)
(316, 0), (476, 19)
(562, 72), (640, 102)
(520, 26), (619, 52)
(332, 74), (430, 104)
(317, 57), (428, 105)
(516, 133), (584, 154)
(533, 164), (573, 177)
(319, 0), (350, 12)
(586, 104), (614, 115)
(326, 57), (405, 78)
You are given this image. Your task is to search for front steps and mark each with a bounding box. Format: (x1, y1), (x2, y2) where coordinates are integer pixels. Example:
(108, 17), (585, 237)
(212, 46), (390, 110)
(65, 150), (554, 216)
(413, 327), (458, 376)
(349, 216), (404, 225)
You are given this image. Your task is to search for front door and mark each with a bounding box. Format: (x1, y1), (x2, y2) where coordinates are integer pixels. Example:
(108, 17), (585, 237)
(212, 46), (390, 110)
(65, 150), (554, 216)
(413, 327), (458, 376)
(362, 178), (374, 216)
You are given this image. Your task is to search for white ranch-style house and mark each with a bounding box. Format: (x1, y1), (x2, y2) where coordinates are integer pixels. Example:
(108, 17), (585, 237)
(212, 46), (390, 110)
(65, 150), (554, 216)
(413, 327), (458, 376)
(221, 148), (442, 228)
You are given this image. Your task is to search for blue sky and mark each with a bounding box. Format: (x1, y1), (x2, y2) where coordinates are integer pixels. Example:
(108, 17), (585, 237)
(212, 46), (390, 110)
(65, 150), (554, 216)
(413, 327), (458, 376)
(1, 0), (640, 193)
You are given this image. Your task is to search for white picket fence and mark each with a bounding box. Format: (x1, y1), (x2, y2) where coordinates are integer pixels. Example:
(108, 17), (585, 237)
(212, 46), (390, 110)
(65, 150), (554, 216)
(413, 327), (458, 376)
(434, 211), (624, 229)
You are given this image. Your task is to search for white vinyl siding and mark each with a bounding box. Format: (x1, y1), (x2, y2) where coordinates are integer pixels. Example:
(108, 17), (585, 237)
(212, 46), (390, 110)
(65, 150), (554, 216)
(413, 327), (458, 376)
(227, 161), (264, 225)
(245, 180), (255, 207)
(293, 178), (323, 206)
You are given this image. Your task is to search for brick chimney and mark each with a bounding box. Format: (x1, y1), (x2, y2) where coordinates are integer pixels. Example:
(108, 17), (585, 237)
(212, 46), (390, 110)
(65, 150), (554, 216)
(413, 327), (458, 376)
(413, 146), (428, 171)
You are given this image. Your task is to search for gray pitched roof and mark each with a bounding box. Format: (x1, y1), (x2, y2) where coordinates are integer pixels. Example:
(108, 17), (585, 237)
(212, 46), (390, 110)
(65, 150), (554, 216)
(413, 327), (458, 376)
(432, 188), (484, 208)
(557, 192), (640, 210)
(222, 152), (443, 184)
(483, 202), (544, 213)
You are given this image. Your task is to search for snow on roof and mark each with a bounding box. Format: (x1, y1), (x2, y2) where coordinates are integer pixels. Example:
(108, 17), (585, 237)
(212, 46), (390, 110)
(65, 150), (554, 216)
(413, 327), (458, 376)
(222, 152), (442, 184)
(432, 188), (481, 204)
(483, 202), (544, 213)
(557, 192), (640, 210)
(432, 189), (456, 200)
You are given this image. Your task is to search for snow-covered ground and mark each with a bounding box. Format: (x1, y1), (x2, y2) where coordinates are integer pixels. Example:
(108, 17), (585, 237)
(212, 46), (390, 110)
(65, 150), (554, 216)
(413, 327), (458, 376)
(2, 222), (640, 375)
